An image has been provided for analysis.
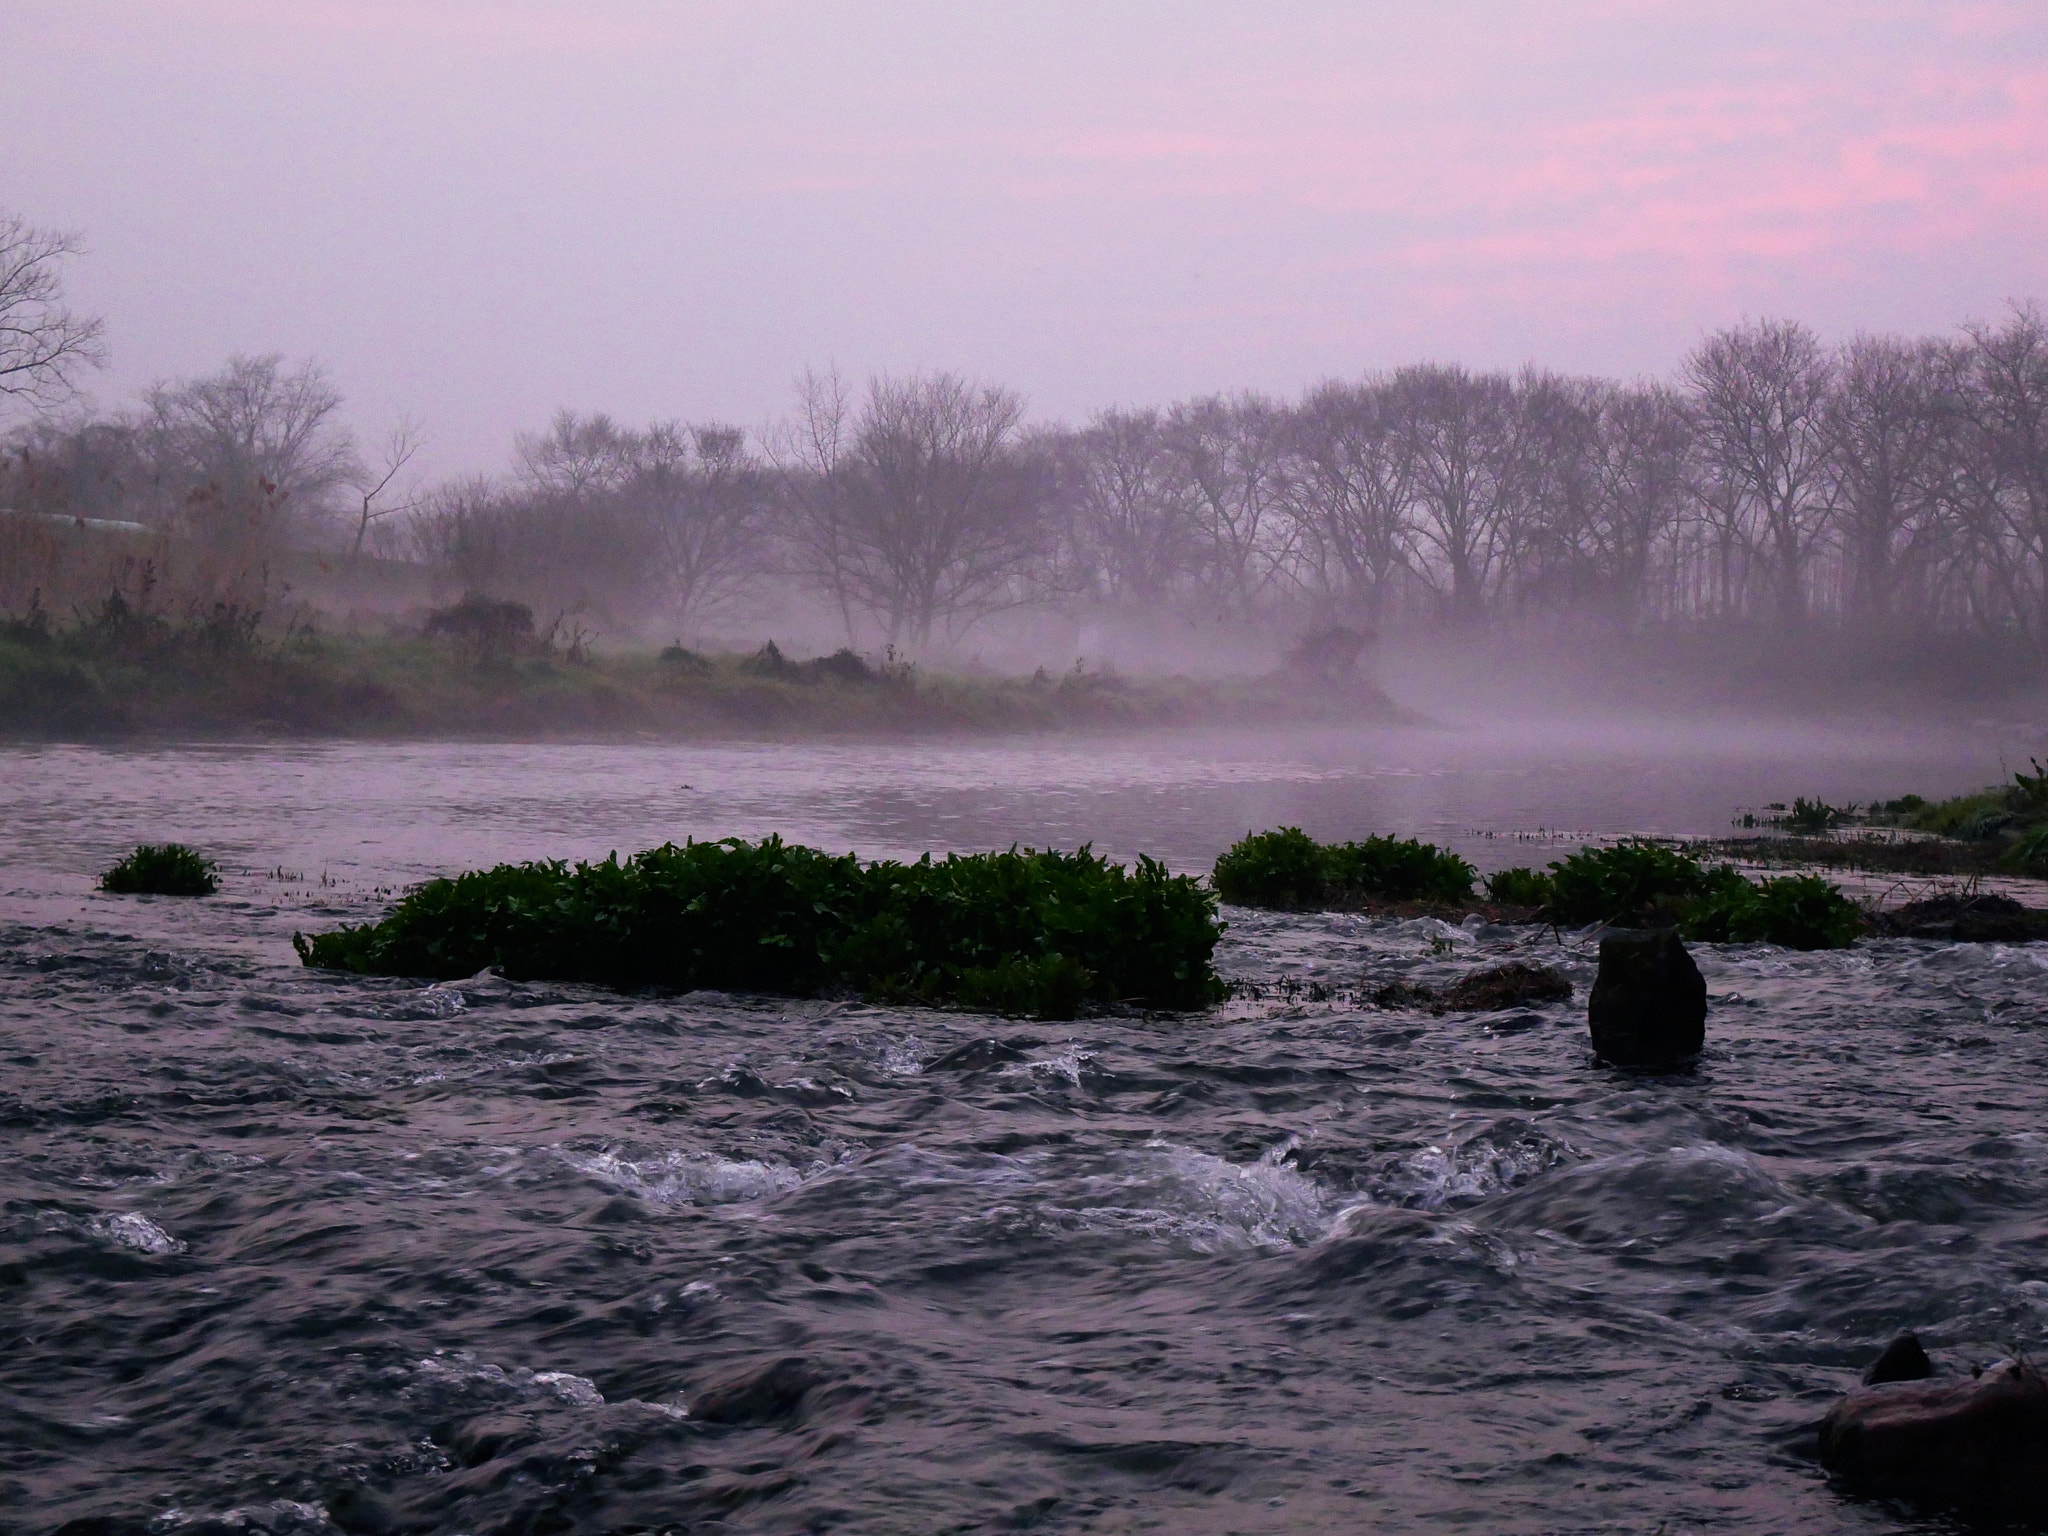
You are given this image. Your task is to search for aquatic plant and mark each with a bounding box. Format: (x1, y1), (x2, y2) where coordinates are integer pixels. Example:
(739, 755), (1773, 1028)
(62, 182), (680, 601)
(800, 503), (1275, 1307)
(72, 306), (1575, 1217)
(1681, 873), (1866, 951)
(100, 843), (219, 896)
(295, 836), (1222, 1018)
(1211, 828), (1474, 908)
(1483, 866), (1554, 906)
(1784, 796), (1856, 833)
(1544, 843), (1862, 948)
(2015, 756), (2048, 810)
(2006, 825), (2048, 878)
(1210, 828), (1328, 907)
(1544, 841), (1740, 927)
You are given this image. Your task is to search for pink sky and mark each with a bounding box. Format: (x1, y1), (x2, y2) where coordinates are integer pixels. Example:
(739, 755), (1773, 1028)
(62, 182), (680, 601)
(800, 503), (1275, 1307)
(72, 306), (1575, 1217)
(2, 0), (2043, 473)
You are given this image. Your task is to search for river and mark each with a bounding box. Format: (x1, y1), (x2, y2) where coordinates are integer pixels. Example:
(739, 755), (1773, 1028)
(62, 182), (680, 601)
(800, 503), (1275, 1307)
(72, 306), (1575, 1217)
(3, 720), (2045, 1535)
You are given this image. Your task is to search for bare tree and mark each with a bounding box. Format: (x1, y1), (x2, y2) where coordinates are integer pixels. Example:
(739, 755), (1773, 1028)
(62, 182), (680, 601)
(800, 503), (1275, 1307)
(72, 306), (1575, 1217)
(1942, 304), (2048, 641)
(1826, 335), (1951, 631)
(769, 367), (862, 636)
(1504, 370), (1605, 614)
(619, 421), (771, 630)
(1282, 379), (1417, 622)
(1052, 408), (1200, 607)
(778, 371), (1046, 647)
(143, 354), (359, 557)
(0, 211), (107, 409)
(350, 415), (426, 557)
(1163, 393), (1296, 618)
(1685, 320), (1837, 626)
(515, 409), (635, 495)
(1388, 365), (1524, 624)
(1585, 383), (1696, 624)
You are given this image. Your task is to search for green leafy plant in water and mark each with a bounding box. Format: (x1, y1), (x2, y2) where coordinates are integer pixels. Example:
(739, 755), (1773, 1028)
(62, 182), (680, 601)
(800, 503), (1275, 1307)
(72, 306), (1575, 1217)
(1210, 828), (1327, 907)
(2006, 824), (2048, 877)
(2013, 757), (2048, 810)
(1681, 873), (1865, 951)
(1543, 841), (1742, 927)
(1784, 796), (1856, 833)
(1211, 827), (1474, 908)
(100, 843), (219, 896)
(1323, 836), (1476, 903)
(1484, 866), (1554, 906)
(294, 837), (1221, 1018)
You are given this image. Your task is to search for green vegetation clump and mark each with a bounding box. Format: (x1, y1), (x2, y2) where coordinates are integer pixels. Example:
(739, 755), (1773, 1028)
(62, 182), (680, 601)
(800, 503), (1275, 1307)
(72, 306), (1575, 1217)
(1538, 841), (1864, 948)
(1484, 866), (1554, 906)
(2007, 825), (2048, 878)
(294, 836), (1221, 1019)
(1211, 827), (1475, 908)
(1544, 840), (1740, 926)
(1681, 873), (1867, 951)
(100, 843), (219, 896)
(1784, 796), (1856, 832)
(1211, 829), (1866, 947)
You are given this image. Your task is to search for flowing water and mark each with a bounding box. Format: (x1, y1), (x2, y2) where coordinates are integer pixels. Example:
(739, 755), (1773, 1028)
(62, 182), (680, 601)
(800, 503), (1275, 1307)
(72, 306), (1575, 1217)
(3, 721), (2046, 1536)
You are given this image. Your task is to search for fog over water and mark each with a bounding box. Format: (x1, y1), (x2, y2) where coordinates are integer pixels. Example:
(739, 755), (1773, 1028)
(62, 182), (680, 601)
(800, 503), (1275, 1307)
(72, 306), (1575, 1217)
(4, 722), (2047, 1533)
(0, 718), (2026, 917)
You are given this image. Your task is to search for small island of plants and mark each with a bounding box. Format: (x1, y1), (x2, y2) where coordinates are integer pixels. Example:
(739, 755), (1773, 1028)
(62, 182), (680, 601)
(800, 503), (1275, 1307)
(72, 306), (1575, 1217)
(99, 842), (219, 896)
(1213, 828), (1868, 950)
(295, 837), (1223, 1019)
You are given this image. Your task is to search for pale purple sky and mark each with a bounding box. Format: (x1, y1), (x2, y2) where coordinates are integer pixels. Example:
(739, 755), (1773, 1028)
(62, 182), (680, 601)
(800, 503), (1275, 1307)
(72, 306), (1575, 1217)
(4, 1), (2044, 473)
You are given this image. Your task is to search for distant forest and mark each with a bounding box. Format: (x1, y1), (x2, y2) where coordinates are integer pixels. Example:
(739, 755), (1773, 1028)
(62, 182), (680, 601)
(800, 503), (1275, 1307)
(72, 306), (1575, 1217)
(4, 213), (2047, 661)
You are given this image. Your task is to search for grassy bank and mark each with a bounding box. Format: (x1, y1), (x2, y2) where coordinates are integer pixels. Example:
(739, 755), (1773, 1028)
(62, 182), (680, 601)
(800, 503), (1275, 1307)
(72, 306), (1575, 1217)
(0, 601), (1410, 739)
(295, 837), (1223, 1018)
(1703, 760), (2048, 879)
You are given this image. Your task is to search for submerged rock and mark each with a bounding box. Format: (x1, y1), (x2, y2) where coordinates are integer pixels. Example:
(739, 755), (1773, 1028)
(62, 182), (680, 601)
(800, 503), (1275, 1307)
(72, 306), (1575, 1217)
(1819, 1358), (2048, 1516)
(924, 1037), (1033, 1071)
(1369, 961), (1571, 1015)
(1863, 1332), (1934, 1385)
(1868, 893), (2048, 943)
(690, 1355), (822, 1425)
(1586, 929), (1706, 1067)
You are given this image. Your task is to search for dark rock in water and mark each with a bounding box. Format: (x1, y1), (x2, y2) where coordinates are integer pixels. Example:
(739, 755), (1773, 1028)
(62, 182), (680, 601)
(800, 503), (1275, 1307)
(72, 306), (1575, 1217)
(1864, 1332), (1934, 1385)
(1587, 929), (1706, 1067)
(924, 1037), (1031, 1071)
(1868, 893), (2048, 943)
(448, 1413), (535, 1467)
(1369, 961), (1570, 1015)
(691, 1355), (822, 1425)
(325, 1487), (404, 1536)
(1819, 1358), (2048, 1515)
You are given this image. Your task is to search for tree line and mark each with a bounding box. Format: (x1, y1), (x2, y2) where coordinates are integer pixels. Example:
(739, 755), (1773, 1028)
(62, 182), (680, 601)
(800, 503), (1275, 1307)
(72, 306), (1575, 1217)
(5, 210), (2046, 651)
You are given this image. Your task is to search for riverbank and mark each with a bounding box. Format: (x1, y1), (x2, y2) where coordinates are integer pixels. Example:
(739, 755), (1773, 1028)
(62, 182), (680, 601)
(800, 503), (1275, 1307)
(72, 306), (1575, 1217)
(0, 621), (1414, 740)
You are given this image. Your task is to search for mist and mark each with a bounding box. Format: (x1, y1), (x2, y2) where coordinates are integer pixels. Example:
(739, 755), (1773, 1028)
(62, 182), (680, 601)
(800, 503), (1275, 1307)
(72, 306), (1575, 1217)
(6, 307), (2048, 729)
(8, 12), (2048, 1534)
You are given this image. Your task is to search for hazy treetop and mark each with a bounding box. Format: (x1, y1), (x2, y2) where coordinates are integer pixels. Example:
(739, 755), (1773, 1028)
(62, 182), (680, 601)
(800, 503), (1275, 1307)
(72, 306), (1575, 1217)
(2, 1), (2042, 476)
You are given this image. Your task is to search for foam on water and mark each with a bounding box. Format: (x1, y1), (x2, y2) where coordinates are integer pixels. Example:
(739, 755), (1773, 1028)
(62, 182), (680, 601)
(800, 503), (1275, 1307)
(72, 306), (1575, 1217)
(86, 1211), (185, 1254)
(555, 1147), (809, 1207)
